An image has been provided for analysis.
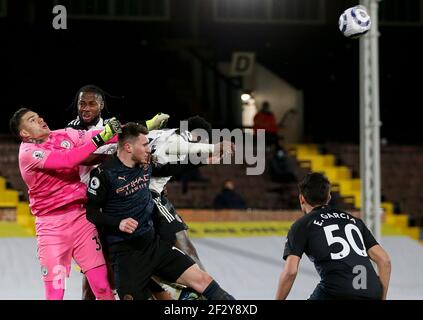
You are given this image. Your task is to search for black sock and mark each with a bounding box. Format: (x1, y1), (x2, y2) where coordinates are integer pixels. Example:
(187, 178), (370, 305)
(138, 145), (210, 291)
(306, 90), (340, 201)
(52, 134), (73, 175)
(202, 280), (235, 300)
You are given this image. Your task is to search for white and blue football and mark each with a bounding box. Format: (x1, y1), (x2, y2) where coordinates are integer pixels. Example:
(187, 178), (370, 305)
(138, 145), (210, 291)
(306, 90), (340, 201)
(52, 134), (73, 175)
(339, 6), (372, 39)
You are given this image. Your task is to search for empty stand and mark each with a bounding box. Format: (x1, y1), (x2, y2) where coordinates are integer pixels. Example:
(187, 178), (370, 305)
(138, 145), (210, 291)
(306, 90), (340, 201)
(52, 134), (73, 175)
(325, 143), (423, 226)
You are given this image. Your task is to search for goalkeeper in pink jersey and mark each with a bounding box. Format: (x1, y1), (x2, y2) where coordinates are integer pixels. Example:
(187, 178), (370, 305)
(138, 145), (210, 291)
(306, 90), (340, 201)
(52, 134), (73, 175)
(9, 107), (121, 300)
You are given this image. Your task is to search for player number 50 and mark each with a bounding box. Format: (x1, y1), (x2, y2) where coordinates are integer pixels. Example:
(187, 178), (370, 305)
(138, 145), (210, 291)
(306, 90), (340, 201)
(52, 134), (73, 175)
(323, 224), (367, 260)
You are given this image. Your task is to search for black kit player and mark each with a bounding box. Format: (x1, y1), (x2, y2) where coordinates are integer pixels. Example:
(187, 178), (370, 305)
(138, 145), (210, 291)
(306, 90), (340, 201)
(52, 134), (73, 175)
(276, 172), (391, 300)
(86, 123), (235, 300)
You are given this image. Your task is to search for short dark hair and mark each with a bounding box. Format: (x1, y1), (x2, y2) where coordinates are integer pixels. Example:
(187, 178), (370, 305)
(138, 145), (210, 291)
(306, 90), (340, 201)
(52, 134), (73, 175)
(298, 172), (331, 206)
(9, 107), (32, 139)
(186, 116), (212, 141)
(118, 122), (148, 147)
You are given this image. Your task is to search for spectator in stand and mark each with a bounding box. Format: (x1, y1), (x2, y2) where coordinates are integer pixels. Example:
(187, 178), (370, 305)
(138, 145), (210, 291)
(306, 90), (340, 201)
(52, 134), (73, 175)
(253, 101), (279, 149)
(213, 179), (246, 210)
(269, 145), (297, 184)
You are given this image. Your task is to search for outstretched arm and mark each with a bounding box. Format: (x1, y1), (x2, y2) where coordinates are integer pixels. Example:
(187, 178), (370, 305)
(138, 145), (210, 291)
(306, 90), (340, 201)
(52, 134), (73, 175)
(164, 139), (215, 156)
(144, 113), (170, 130)
(165, 137), (235, 164)
(151, 139), (234, 177)
(80, 154), (110, 166)
(43, 121), (120, 170)
(44, 139), (102, 170)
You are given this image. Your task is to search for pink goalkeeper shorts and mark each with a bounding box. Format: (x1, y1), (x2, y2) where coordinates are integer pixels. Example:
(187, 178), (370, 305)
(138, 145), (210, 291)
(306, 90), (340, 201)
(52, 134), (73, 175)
(35, 204), (106, 282)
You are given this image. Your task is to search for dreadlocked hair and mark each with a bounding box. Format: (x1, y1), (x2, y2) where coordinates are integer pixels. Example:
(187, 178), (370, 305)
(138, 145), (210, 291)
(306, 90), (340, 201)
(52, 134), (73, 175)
(68, 85), (107, 113)
(68, 84), (126, 113)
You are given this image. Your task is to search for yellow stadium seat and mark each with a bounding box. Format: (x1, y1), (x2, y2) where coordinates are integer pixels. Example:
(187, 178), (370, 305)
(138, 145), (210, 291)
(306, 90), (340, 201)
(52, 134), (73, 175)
(0, 190), (19, 205)
(381, 202), (394, 216)
(0, 177), (6, 190)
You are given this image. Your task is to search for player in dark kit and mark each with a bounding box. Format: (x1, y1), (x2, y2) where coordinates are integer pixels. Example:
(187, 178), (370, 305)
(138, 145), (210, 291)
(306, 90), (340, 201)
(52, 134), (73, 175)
(276, 172), (391, 300)
(66, 84), (170, 299)
(86, 123), (235, 300)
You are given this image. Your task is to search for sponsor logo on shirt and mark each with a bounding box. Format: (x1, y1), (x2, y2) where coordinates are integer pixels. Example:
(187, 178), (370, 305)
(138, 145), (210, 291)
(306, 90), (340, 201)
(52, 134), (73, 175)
(32, 150), (45, 160)
(116, 174), (149, 196)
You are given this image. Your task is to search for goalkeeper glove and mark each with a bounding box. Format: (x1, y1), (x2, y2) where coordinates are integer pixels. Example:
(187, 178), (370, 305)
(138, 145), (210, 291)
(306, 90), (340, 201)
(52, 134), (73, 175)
(92, 117), (122, 148)
(146, 113), (169, 130)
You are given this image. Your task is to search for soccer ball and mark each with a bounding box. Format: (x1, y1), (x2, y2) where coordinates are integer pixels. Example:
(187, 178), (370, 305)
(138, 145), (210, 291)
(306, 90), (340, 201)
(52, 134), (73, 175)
(339, 6), (371, 39)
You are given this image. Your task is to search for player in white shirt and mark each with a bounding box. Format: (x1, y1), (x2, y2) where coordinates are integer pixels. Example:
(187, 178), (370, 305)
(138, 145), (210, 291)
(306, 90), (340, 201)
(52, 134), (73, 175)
(67, 85), (171, 299)
(67, 85), (169, 184)
(69, 86), (233, 299)
(148, 116), (234, 299)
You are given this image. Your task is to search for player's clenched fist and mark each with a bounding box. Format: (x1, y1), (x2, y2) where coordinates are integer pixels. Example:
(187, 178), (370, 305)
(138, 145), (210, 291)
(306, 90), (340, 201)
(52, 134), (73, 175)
(92, 117), (122, 148)
(119, 218), (139, 234)
(146, 113), (170, 131)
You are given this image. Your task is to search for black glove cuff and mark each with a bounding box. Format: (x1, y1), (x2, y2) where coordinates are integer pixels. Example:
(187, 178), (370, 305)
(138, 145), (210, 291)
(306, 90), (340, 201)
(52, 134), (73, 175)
(92, 134), (105, 148)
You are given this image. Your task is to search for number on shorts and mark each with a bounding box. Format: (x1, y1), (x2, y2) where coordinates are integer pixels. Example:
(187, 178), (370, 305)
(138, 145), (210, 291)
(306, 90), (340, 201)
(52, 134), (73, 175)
(92, 236), (102, 251)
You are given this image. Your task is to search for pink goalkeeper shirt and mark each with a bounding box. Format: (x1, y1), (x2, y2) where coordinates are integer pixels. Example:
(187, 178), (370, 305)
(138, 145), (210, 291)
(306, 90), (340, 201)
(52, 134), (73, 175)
(18, 128), (116, 216)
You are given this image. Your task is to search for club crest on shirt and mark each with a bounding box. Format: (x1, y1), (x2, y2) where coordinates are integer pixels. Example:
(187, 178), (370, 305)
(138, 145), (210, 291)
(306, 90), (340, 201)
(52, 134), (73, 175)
(60, 140), (71, 149)
(32, 150), (45, 160)
(90, 177), (100, 190)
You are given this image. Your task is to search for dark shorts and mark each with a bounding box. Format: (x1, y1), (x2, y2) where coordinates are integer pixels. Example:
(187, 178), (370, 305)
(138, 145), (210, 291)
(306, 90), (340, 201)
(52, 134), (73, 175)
(309, 284), (382, 300)
(152, 191), (188, 243)
(109, 228), (195, 300)
(83, 231), (165, 295)
(308, 285), (336, 300)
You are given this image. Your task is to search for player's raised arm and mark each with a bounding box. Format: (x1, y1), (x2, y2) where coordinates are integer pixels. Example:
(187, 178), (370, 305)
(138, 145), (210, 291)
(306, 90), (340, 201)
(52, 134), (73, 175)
(164, 136), (215, 156)
(42, 118), (121, 170)
(164, 135), (234, 164)
(151, 160), (207, 177)
(80, 154), (109, 166)
(144, 112), (170, 131)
